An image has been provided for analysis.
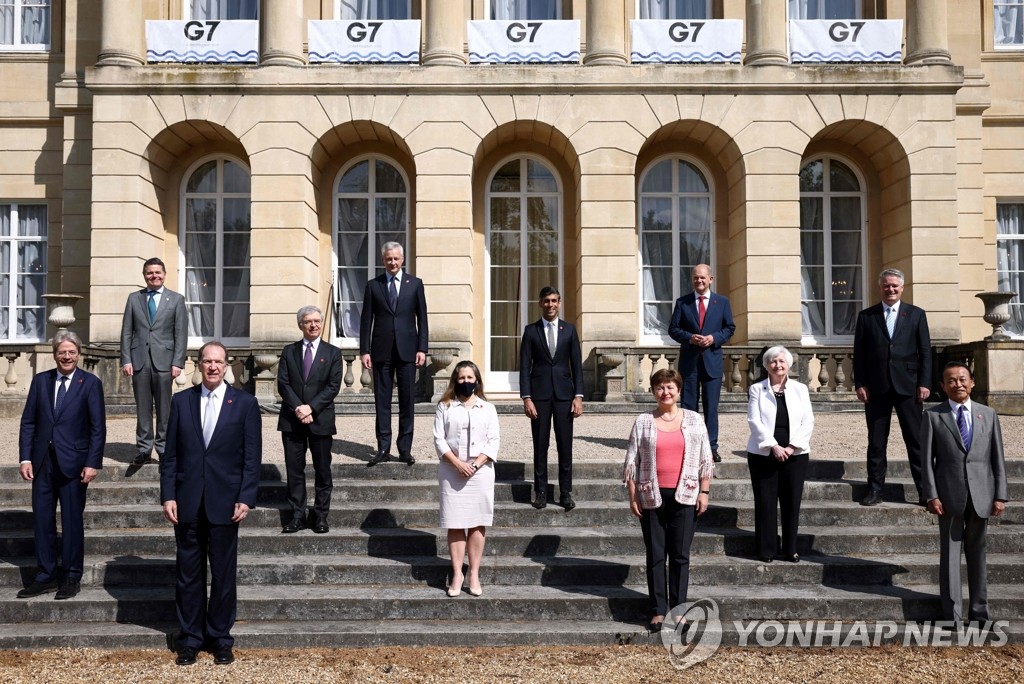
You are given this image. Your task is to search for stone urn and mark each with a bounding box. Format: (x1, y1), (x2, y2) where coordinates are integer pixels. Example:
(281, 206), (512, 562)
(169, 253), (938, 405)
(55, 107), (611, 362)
(975, 291), (1018, 340)
(41, 293), (83, 333)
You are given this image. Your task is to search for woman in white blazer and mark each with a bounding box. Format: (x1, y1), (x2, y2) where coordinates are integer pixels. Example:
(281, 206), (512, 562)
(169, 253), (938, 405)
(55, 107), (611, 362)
(746, 346), (814, 563)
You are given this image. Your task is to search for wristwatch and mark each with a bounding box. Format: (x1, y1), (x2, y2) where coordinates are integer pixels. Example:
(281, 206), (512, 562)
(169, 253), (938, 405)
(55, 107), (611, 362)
(471, 463), (480, 472)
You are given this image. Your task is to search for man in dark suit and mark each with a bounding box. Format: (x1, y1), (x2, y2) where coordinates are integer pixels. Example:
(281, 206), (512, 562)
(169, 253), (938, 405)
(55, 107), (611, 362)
(520, 286), (584, 511)
(277, 305), (343, 534)
(921, 362), (1007, 625)
(17, 331), (106, 600)
(161, 341), (261, 666)
(359, 241), (428, 466)
(668, 263), (735, 463)
(120, 257), (187, 465)
(853, 268), (932, 506)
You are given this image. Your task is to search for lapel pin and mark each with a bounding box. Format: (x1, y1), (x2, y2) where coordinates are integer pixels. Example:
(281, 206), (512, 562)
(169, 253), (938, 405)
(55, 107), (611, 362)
(227, 399), (233, 404)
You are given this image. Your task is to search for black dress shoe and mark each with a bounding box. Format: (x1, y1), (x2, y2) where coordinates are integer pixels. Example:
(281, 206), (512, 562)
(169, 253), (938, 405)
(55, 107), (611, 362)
(132, 453), (149, 465)
(758, 555), (774, 563)
(367, 451), (391, 466)
(176, 647), (198, 666)
(398, 452), (415, 465)
(16, 580), (58, 598)
(712, 449), (722, 463)
(648, 619), (664, 633)
(213, 645), (234, 665)
(559, 493), (576, 511)
(532, 493), (547, 509)
(54, 579), (80, 600)
(860, 490), (883, 506)
(282, 518), (306, 533)
(312, 520), (329, 534)
(786, 553), (800, 563)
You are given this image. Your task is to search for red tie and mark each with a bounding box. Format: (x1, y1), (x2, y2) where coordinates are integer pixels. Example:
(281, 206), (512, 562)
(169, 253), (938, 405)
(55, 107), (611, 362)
(698, 295), (707, 330)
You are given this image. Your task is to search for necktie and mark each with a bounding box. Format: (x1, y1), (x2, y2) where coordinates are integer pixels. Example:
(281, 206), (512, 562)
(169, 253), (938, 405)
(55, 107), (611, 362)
(698, 295), (707, 330)
(147, 290), (157, 323)
(302, 341), (313, 381)
(957, 405), (972, 451)
(55, 376), (67, 413)
(547, 321), (557, 357)
(885, 306), (895, 338)
(388, 276), (398, 309)
(203, 392), (216, 447)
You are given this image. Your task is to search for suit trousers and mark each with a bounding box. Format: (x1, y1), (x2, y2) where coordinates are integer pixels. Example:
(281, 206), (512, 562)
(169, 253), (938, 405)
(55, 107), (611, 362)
(132, 361), (173, 457)
(174, 506), (240, 650)
(746, 452), (809, 558)
(680, 356), (723, 450)
(640, 490), (696, 617)
(530, 398), (574, 496)
(938, 498), (990, 624)
(371, 342), (416, 456)
(281, 431), (333, 522)
(864, 388), (924, 496)
(31, 448), (88, 583)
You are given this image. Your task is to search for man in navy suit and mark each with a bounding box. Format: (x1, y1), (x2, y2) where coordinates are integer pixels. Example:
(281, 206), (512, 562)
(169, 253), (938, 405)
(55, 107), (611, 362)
(853, 268), (932, 506)
(520, 286), (584, 510)
(669, 264), (736, 463)
(120, 257), (188, 465)
(17, 331), (106, 600)
(277, 305), (343, 533)
(359, 242), (428, 466)
(161, 341), (261, 666)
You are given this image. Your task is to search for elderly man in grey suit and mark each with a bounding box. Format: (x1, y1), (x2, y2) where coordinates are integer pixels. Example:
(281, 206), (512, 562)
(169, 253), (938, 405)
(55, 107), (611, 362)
(922, 361), (1008, 625)
(120, 257), (188, 465)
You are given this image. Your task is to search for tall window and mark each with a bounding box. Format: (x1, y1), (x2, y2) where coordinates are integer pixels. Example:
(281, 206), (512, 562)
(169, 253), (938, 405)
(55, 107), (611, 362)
(800, 157), (865, 341)
(995, 0), (1024, 46)
(0, 203), (46, 341)
(997, 203), (1024, 337)
(182, 157), (251, 345)
(487, 157), (561, 387)
(638, 0), (710, 19)
(0, 0), (50, 50)
(489, 1), (559, 20)
(189, 0), (258, 20)
(334, 156), (409, 341)
(788, 0), (860, 19)
(338, 0), (410, 19)
(638, 157), (713, 340)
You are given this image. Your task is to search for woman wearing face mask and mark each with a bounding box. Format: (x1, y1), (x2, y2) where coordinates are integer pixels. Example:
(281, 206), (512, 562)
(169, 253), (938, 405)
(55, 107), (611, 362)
(433, 360), (500, 597)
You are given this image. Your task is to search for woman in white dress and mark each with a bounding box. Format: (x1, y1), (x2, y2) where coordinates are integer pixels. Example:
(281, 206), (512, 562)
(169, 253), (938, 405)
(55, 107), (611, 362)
(433, 360), (500, 597)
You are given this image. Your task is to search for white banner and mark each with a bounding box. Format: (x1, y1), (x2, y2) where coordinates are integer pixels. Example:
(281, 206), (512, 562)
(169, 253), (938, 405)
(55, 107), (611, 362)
(467, 20), (580, 64)
(145, 20), (259, 63)
(789, 20), (903, 63)
(309, 20), (421, 63)
(630, 19), (742, 63)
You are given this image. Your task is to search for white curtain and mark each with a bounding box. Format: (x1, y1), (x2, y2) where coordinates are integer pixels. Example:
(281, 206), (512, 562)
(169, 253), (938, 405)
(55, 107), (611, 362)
(16, 205), (46, 340)
(997, 204), (1024, 336)
(191, 0), (258, 20)
(490, 0), (558, 20)
(639, 0), (709, 20)
(339, 0), (409, 20)
(995, 2), (1024, 46)
(0, 0), (50, 46)
(788, 0), (859, 20)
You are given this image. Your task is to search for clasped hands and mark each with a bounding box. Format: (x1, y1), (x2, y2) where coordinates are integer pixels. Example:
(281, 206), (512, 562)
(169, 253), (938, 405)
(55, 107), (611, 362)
(689, 334), (714, 349)
(770, 444), (795, 462)
(295, 404), (314, 425)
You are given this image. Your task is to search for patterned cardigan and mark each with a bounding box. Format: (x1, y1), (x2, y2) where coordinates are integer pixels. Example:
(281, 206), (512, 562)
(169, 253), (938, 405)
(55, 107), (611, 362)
(621, 409), (714, 509)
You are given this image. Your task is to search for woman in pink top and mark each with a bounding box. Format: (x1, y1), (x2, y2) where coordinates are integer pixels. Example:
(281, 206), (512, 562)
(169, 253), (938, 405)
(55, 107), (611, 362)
(622, 368), (714, 633)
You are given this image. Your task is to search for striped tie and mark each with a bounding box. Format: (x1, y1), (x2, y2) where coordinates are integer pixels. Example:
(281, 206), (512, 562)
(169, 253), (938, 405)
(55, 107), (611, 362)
(957, 405), (971, 452)
(885, 306), (895, 338)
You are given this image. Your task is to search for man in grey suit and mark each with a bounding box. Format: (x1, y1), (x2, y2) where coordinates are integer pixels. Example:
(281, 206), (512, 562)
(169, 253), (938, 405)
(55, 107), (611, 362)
(120, 257), (188, 465)
(921, 361), (1008, 625)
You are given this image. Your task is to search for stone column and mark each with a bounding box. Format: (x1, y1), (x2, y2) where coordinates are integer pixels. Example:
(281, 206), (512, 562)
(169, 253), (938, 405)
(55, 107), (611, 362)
(905, 0), (951, 65)
(583, 0), (627, 65)
(422, 0), (466, 65)
(261, 0), (305, 65)
(98, 0), (145, 65)
(744, 0), (788, 66)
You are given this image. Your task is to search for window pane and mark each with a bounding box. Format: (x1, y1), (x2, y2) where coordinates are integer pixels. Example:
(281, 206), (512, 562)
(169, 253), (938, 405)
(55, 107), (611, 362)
(18, 241), (45, 274)
(490, 336), (518, 373)
(642, 160), (672, 193)
(641, 197), (672, 232)
(223, 198), (250, 232)
(491, 197), (521, 236)
(490, 0), (557, 20)
(187, 304), (215, 337)
(995, 4), (1024, 46)
(800, 226), (823, 266)
(679, 197), (710, 231)
(680, 230), (710, 267)
(17, 306), (44, 338)
(490, 266), (520, 300)
(639, 0), (709, 20)
(527, 266), (558, 301)
(997, 203), (1024, 335)
(831, 266), (860, 301)
(832, 301), (858, 335)
(187, 161), (217, 193)
(339, 198), (369, 233)
(340, 161), (370, 193)
(222, 234), (249, 268)
(191, 0), (258, 20)
(375, 197), (407, 234)
(799, 160), (823, 192)
(375, 159), (406, 193)
(641, 232), (672, 268)
(526, 159), (557, 193)
(17, 204), (46, 236)
(490, 227), (521, 264)
(491, 160), (521, 193)
(490, 301), (520, 336)
(0, 206), (9, 236)
(223, 161), (250, 193)
(222, 268), (250, 302)
(527, 229), (557, 266)
(339, 0), (410, 20)
(830, 196), (861, 232)
(829, 160), (859, 191)
(678, 162), (709, 193)
(831, 229), (861, 265)
(222, 303), (250, 338)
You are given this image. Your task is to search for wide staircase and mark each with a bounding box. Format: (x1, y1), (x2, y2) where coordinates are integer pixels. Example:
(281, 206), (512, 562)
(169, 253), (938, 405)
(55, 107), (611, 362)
(0, 457), (1022, 648)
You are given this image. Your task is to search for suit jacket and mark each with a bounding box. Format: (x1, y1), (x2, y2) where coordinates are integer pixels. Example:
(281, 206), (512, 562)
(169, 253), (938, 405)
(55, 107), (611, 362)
(746, 379), (814, 456)
(276, 339), (343, 435)
(120, 287), (188, 372)
(160, 384), (262, 526)
(853, 301), (931, 396)
(359, 272), (429, 363)
(668, 291), (736, 378)
(519, 319), (584, 402)
(19, 368), (106, 478)
(921, 401), (1008, 519)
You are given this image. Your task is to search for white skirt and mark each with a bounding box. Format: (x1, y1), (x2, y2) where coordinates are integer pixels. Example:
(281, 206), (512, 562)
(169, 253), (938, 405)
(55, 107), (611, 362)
(438, 459), (495, 529)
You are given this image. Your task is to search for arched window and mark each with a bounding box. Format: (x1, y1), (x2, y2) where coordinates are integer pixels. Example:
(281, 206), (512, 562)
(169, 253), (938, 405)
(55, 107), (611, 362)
(181, 156), (251, 345)
(800, 156), (866, 341)
(638, 156), (713, 341)
(333, 155), (409, 341)
(486, 156), (561, 389)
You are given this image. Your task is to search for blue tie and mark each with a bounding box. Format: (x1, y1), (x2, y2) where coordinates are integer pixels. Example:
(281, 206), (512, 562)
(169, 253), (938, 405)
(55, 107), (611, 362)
(957, 405), (971, 451)
(388, 276), (398, 309)
(147, 290), (157, 323)
(885, 306), (895, 338)
(55, 376), (67, 413)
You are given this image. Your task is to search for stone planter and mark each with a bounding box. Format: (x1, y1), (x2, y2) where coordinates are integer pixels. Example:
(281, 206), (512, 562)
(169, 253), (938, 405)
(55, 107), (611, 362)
(41, 293), (83, 334)
(975, 291), (1018, 340)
